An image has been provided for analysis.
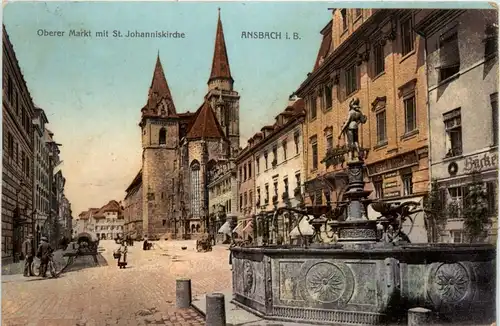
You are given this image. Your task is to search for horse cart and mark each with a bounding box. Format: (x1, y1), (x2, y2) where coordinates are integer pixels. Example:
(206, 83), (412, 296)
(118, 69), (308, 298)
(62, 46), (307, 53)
(196, 234), (213, 252)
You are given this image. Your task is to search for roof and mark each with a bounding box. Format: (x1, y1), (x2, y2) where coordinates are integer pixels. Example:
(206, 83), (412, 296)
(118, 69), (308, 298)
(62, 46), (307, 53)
(313, 21), (332, 71)
(142, 54), (176, 117)
(185, 101), (226, 140)
(208, 9), (233, 83)
(94, 200), (122, 219)
(125, 169), (142, 193)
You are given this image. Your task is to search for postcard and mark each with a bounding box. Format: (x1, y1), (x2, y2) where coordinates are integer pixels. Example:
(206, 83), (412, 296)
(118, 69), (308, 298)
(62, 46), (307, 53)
(1, 1), (497, 326)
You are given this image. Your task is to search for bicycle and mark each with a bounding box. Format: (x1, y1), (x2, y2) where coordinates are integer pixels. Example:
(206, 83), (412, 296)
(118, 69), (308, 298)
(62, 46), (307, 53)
(31, 253), (59, 278)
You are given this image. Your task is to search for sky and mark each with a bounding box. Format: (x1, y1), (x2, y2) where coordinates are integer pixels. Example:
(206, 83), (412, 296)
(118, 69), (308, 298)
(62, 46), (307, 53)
(3, 1), (492, 215)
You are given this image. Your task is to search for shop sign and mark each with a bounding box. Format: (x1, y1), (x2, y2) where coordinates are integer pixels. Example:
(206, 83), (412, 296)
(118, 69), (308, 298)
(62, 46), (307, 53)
(384, 181), (398, 189)
(385, 191), (401, 198)
(367, 151), (418, 176)
(384, 171), (398, 179)
(463, 152), (498, 173)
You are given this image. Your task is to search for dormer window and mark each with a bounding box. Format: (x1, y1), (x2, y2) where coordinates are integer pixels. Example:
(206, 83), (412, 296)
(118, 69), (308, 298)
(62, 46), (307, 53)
(340, 9), (348, 32)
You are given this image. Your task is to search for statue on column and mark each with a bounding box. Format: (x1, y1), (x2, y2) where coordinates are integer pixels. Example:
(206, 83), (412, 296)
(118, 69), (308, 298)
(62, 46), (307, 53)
(338, 97), (367, 161)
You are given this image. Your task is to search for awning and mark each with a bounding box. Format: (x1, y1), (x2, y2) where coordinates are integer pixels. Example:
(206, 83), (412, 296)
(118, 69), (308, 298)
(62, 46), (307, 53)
(289, 216), (315, 237)
(232, 222), (244, 236)
(242, 220), (253, 234)
(218, 221), (232, 235)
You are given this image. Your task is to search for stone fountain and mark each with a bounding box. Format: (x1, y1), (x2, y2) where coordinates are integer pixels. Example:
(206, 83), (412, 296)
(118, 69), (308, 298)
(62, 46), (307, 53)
(230, 98), (496, 325)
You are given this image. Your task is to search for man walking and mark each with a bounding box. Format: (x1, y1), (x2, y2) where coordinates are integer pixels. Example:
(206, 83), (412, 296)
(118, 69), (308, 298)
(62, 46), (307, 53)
(22, 234), (35, 277)
(36, 236), (53, 277)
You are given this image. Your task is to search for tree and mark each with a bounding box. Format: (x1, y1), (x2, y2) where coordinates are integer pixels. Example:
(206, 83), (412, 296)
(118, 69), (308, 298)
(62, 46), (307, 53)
(462, 172), (490, 243)
(424, 179), (448, 242)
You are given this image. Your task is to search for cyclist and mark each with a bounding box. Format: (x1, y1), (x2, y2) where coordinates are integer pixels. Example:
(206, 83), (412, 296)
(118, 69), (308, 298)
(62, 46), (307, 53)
(36, 236), (54, 278)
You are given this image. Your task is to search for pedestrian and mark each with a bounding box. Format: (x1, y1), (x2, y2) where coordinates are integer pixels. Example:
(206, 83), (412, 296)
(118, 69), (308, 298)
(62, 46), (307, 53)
(36, 236), (53, 278)
(143, 235), (149, 251)
(117, 240), (128, 268)
(22, 234), (35, 277)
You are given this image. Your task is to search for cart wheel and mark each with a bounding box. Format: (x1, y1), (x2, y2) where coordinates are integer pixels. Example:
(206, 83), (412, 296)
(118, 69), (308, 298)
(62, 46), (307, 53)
(31, 259), (40, 276)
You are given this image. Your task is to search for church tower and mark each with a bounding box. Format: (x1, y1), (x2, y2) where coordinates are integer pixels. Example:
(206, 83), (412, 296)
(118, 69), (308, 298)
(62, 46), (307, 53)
(140, 53), (179, 238)
(206, 9), (240, 157)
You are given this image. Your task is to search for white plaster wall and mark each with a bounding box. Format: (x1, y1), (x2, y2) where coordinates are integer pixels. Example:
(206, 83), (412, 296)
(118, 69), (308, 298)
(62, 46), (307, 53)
(254, 124), (304, 213)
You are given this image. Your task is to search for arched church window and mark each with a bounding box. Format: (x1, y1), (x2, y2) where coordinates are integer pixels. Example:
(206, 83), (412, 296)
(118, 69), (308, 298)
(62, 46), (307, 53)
(159, 127), (167, 145)
(190, 161), (201, 218)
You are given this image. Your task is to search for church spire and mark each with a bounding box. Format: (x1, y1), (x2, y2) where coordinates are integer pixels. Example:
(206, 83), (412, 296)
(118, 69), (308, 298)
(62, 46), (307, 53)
(208, 8), (233, 87)
(143, 52), (176, 116)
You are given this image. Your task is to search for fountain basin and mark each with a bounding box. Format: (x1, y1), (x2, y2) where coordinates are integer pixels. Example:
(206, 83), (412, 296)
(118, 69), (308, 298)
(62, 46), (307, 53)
(231, 243), (495, 325)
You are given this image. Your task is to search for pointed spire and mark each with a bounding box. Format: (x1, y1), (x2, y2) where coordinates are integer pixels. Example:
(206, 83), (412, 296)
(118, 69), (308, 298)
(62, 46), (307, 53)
(144, 52), (176, 115)
(208, 9), (233, 84)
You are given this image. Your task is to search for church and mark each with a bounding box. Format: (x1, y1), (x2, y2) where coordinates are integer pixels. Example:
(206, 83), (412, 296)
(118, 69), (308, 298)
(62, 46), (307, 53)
(122, 10), (240, 240)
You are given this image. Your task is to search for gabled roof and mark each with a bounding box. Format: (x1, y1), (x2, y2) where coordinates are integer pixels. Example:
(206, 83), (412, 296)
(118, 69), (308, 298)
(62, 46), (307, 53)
(208, 9), (233, 83)
(142, 53), (176, 117)
(185, 101), (226, 140)
(94, 200), (122, 219)
(125, 169), (142, 193)
(313, 21), (332, 71)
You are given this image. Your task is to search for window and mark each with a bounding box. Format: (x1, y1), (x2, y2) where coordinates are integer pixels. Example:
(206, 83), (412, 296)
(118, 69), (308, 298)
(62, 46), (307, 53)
(244, 166), (247, 181)
(248, 162), (252, 178)
(162, 219), (166, 226)
(485, 24), (498, 58)
(273, 180), (278, 197)
(256, 157), (260, 173)
(439, 28), (460, 82)
(326, 134), (333, 151)
(296, 173), (301, 190)
(404, 95), (417, 133)
(486, 181), (497, 215)
(7, 132), (13, 157)
(190, 161), (201, 218)
(294, 132), (300, 154)
(402, 173), (413, 196)
(374, 180), (383, 198)
(451, 230), (463, 243)
(324, 84), (333, 109)
(401, 16), (414, 56)
(257, 187), (261, 204)
(374, 43), (385, 75)
(249, 190), (253, 206)
(272, 146), (278, 166)
(239, 168), (242, 182)
(26, 160), (29, 178)
(491, 93), (498, 146)
(283, 177), (289, 197)
(311, 136), (318, 170)
(240, 194), (243, 211)
(21, 151), (25, 174)
(244, 192), (248, 207)
(355, 9), (362, 19)
(345, 65), (358, 96)
(159, 128), (166, 145)
(265, 184), (269, 203)
(376, 110), (387, 144)
(282, 140), (287, 160)
(444, 108), (462, 157)
(340, 9), (348, 31)
(310, 96), (317, 120)
(264, 153), (268, 169)
(448, 186), (466, 215)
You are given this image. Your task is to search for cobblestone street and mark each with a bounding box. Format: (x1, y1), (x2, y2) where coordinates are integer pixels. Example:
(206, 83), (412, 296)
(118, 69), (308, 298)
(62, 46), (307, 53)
(2, 240), (232, 326)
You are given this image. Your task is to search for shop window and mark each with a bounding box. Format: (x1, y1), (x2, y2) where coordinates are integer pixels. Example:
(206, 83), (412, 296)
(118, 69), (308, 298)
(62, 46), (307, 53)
(450, 230), (464, 243)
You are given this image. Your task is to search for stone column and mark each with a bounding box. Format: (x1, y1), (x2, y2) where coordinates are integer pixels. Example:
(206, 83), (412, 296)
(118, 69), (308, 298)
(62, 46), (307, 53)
(176, 278), (192, 308)
(205, 293), (226, 326)
(408, 307), (432, 326)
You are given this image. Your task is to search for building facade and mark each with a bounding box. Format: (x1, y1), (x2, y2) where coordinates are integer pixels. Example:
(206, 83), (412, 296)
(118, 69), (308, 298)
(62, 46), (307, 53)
(295, 9), (430, 242)
(2, 26), (35, 263)
(208, 159), (237, 240)
(252, 98), (306, 243)
(93, 200), (124, 240)
(32, 107), (51, 246)
(415, 9), (498, 243)
(235, 140), (257, 241)
(59, 195), (72, 239)
(123, 10), (240, 240)
(123, 170), (143, 239)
